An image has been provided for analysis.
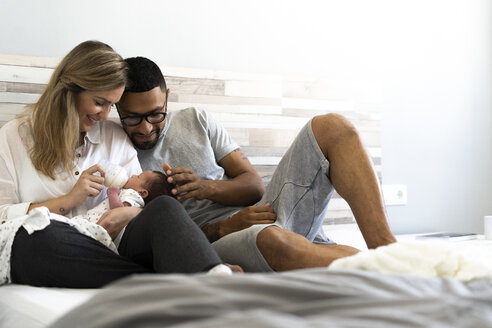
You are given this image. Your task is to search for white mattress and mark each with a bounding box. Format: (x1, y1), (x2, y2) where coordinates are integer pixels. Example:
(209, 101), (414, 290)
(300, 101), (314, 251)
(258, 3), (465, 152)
(0, 284), (98, 328)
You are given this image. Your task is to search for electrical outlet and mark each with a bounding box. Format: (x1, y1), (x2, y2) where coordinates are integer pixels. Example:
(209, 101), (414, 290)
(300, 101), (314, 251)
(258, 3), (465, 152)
(382, 184), (407, 206)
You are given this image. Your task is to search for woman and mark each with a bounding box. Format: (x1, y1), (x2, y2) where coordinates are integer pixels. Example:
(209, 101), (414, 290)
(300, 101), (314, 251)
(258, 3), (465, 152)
(0, 40), (229, 288)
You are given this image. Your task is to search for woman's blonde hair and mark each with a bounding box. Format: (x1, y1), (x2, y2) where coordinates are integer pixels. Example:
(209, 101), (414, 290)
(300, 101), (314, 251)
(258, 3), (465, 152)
(22, 40), (128, 179)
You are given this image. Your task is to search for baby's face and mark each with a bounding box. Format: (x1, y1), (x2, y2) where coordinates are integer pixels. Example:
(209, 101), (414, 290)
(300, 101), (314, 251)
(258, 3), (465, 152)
(124, 171), (156, 190)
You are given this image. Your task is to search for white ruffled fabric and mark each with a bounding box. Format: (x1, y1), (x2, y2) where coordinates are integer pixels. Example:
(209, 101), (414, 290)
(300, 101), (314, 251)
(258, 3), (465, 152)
(0, 207), (117, 284)
(71, 188), (144, 248)
(329, 240), (492, 282)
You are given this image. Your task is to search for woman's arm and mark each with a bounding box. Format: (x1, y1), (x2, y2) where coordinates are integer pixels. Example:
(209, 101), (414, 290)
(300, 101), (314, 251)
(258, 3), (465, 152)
(97, 206), (142, 239)
(0, 155), (24, 220)
(28, 164), (106, 215)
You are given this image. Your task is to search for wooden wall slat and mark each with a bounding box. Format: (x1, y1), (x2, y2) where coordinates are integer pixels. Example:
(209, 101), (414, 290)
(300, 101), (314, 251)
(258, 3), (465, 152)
(175, 94), (281, 107)
(0, 64), (53, 84)
(0, 92), (40, 104)
(0, 54), (59, 68)
(0, 81), (46, 94)
(166, 76), (225, 96)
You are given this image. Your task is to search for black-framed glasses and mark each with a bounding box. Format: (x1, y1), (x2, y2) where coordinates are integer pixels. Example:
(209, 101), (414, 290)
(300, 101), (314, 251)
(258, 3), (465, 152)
(120, 99), (168, 127)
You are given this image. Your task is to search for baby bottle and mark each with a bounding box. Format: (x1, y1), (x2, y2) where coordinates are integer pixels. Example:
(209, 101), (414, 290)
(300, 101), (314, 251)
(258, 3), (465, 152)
(100, 160), (129, 188)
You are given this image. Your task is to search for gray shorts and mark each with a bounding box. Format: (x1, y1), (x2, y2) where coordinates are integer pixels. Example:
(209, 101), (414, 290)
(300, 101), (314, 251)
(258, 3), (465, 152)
(212, 119), (336, 272)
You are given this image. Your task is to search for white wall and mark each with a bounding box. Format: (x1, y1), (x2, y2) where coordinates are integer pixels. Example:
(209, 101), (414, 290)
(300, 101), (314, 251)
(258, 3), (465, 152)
(1, 0), (491, 234)
(381, 1), (492, 233)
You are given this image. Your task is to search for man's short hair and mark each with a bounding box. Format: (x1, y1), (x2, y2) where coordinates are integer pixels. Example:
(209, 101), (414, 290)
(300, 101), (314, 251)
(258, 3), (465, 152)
(144, 171), (175, 205)
(125, 57), (167, 93)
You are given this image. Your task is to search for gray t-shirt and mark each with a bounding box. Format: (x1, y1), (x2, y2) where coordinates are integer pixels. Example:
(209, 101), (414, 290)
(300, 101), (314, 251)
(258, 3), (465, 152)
(137, 107), (243, 227)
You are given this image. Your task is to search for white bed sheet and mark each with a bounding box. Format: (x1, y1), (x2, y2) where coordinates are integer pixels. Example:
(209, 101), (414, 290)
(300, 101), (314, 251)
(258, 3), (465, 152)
(6, 228), (486, 327)
(0, 284), (98, 328)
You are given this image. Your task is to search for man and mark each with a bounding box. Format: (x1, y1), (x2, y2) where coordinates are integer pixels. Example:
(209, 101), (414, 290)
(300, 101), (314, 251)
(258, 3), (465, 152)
(116, 57), (396, 272)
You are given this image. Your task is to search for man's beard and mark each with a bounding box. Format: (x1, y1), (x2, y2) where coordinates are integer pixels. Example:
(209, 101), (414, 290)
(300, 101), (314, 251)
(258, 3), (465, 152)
(130, 128), (161, 150)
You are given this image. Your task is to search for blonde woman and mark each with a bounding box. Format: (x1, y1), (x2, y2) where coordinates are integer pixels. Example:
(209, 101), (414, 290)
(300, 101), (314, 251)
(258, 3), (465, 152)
(0, 41), (229, 288)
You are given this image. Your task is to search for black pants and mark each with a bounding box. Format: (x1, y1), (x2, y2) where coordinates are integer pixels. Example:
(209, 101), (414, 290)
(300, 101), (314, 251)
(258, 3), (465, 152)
(10, 196), (222, 288)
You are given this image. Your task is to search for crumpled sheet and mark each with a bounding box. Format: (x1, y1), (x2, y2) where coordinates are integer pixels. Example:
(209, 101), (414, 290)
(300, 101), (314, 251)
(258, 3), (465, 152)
(48, 268), (492, 328)
(329, 240), (492, 282)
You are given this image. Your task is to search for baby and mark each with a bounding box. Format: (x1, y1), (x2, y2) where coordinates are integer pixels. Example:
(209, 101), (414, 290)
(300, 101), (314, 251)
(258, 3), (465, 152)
(68, 167), (240, 274)
(71, 169), (175, 251)
(80, 170), (174, 224)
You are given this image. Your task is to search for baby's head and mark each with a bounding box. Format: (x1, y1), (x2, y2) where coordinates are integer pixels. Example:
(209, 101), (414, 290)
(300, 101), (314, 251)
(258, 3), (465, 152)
(124, 170), (175, 204)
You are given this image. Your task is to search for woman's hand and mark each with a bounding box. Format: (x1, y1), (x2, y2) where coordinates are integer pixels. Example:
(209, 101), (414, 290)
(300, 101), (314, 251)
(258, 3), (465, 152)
(29, 164), (107, 215)
(97, 207), (142, 239)
(66, 164), (106, 208)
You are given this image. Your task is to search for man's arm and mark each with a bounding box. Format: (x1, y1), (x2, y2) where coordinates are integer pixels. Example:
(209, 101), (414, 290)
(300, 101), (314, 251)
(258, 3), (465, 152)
(212, 148), (265, 205)
(201, 204), (276, 242)
(164, 148), (265, 206)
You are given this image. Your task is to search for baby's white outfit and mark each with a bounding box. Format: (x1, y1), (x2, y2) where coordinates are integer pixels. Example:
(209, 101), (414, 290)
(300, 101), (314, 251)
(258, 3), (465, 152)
(71, 189), (145, 251)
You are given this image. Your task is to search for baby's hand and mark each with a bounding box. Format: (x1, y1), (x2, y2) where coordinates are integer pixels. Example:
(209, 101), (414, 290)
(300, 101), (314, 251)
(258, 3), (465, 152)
(107, 185), (121, 196)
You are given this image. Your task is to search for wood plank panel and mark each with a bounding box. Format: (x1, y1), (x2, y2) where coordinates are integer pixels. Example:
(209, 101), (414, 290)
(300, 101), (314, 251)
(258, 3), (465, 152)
(0, 53), (385, 227)
(0, 92), (40, 104)
(167, 102), (283, 116)
(0, 64), (53, 84)
(247, 128), (300, 148)
(174, 94), (281, 107)
(225, 79), (282, 98)
(0, 103), (28, 113)
(0, 53), (59, 68)
(0, 81), (46, 94)
(164, 66), (281, 82)
(166, 76), (225, 96)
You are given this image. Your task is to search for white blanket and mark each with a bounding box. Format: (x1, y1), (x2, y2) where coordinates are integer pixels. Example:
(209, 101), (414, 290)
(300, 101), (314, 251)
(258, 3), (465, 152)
(329, 240), (492, 282)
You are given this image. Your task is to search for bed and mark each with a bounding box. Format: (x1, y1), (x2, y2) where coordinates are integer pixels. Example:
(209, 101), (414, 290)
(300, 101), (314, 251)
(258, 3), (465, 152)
(3, 266), (492, 328)
(0, 284), (97, 327)
(44, 268), (492, 328)
(3, 233), (492, 328)
(2, 53), (491, 327)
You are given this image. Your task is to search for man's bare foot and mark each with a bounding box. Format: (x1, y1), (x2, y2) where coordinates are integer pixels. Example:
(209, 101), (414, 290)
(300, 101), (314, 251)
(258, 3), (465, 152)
(226, 263), (244, 273)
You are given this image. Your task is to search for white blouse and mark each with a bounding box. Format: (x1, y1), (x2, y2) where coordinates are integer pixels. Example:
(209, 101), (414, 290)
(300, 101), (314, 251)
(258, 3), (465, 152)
(0, 117), (142, 284)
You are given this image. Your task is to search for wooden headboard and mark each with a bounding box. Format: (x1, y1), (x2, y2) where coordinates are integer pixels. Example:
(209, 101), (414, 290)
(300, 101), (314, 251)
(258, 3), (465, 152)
(0, 53), (382, 226)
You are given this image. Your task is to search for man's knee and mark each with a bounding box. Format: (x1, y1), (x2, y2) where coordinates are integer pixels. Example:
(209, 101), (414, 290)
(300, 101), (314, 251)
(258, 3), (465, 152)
(312, 113), (361, 157)
(256, 226), (298, 260)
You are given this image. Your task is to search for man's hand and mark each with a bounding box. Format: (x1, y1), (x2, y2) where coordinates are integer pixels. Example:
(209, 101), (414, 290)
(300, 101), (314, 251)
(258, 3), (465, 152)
(163, 163), (211, 201)
(201, 204), (276, 242)
(66, 164), (106, 208)
(97, 207), (141, 239)
(221, 204), (276, 235)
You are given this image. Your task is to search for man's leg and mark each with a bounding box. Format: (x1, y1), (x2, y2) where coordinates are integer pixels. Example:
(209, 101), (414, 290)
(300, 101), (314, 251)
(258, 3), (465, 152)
(257, 226), (359, 271)
(310, 113), (396, 249)
(213, 224), (359, 272)
(254, 114), (395, 271)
